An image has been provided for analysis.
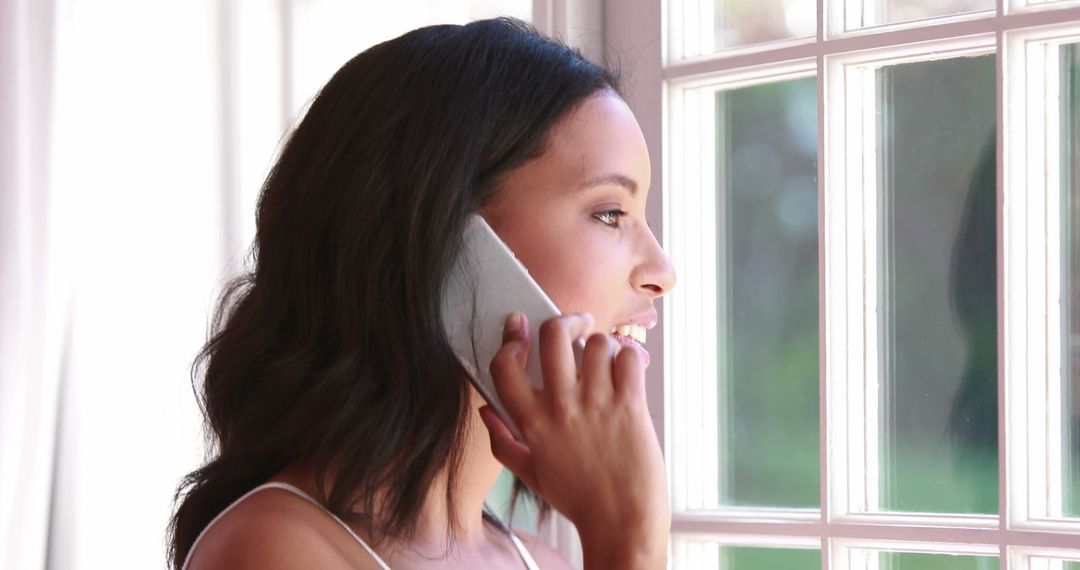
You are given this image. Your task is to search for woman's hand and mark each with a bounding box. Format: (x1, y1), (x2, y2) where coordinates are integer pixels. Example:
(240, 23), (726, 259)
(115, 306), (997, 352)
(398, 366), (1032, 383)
(479, 312), (670, 570)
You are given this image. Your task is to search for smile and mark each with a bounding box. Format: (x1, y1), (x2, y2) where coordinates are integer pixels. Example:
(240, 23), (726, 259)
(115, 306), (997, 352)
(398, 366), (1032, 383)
(610, 324), (646, 345)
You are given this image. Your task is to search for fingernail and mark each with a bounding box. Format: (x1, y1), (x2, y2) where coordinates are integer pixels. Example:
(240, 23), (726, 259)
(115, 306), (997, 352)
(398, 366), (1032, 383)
(505, 312), (521, 334)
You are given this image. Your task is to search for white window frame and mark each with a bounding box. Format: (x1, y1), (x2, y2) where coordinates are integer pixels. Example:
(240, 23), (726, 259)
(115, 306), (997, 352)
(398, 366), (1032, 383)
(1004, 20), (1080, 532)
(1012, 546), (1080, 569)
(606, 0), (1080, 567)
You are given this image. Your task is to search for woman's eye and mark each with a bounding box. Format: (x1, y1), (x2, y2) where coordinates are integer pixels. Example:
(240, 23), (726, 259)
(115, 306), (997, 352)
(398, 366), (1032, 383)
(594, 209), (628, 228)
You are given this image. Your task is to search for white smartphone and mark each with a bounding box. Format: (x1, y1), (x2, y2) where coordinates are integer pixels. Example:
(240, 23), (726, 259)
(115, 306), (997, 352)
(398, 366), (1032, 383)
(440, 213), (583, 441)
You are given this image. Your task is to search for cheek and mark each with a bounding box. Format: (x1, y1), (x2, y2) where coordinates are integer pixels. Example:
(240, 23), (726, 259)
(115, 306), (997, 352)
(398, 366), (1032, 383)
(529, 237), (624, 320)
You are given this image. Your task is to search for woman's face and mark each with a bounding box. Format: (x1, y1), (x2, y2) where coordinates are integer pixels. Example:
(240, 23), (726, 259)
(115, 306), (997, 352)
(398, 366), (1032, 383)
(481, 91), (676, 365)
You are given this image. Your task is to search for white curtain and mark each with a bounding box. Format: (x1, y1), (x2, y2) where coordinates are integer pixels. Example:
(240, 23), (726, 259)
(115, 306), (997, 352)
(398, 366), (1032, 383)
(0, 1), (534, 568)
(1, 1), (62, 568)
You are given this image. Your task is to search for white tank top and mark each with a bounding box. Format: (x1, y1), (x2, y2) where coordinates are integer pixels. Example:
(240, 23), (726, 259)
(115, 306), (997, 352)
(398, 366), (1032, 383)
(181, 482), (541, 570)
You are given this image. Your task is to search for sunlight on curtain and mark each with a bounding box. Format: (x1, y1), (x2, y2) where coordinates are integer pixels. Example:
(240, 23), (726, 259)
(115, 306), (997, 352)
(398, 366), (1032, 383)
(1, 1), (530, 568)
(0, 1), (61, 568)
(44, 1), (230, 567)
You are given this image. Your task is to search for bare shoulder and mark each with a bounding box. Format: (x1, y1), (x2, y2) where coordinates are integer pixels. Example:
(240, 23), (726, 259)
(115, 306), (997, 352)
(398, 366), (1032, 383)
(185, 487), (384, 570)
(514, 530), (575, 570)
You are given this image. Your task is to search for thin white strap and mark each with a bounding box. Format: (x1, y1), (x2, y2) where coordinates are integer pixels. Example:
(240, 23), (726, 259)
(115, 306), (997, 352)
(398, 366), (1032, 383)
(254, 483), (392, 569)
(263, 488), (538, 570)
(181, 482), (391, 570)
(483, 510), (541, 570)
(507, 531), (542, 570)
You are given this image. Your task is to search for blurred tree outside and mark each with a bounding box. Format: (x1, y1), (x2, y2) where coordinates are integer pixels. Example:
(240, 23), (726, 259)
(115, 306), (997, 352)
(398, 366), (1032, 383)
(882, 552), (999, 570)
(1063, 42), (1080, 518)
(877, 55), (998, 514)
(722, 546), (820, 569)
(719, 77), (820, 510)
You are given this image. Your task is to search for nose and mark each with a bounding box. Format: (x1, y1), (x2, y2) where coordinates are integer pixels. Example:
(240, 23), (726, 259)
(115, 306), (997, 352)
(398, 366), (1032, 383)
(631, 226), (677, 297)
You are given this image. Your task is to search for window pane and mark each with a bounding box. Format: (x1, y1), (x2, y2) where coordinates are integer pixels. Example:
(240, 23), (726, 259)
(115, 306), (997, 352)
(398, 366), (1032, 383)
(1030, 557), (1080, 569)
(672, 539), (820, 569)
(485, 469), (538, 533)
(725, 546), (821, 568)
(718, 78), (819, 507)
(854, 0), (993, 29)
(880, 552), (999, 570)
(1064, 42), (1080, 518)
(877, 55), (998, 514)
(676, 0), (815, 56)
(713, 0), (815, 49)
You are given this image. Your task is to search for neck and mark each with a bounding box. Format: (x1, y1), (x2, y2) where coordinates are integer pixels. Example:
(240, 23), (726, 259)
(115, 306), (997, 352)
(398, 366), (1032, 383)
(274, 387), (505, 553)
(405, 387), (505, 551)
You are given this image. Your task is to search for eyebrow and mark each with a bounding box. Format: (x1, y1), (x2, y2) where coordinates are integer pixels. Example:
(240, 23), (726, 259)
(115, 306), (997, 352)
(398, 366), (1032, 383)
(578, 173), (638, 196)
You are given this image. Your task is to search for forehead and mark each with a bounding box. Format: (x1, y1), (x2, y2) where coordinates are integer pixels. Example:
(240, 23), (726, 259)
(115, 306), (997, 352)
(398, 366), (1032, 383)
(484, 91), (652, 223)
(540, 92), (651, 194)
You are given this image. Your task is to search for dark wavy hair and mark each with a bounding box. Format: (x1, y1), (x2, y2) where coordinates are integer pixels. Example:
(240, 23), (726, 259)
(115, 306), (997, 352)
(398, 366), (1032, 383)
(168, 17), (620, 569)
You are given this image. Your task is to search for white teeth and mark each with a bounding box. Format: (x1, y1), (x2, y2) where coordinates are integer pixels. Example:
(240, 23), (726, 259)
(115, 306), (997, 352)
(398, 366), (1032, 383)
(610, 324), (647, 345)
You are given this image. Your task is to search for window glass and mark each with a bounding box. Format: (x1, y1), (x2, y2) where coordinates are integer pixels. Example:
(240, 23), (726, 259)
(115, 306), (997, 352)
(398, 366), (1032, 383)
(880, 552), (999, 569)
(486, 469), (538, 533)
(673, 540), (820, 568)
(851, 0), (993, 29)
(877, 55), (998, 514)
(1063, 41), (1080, 518)
(724, 546), (821, 568)
(676, 0), (815, 56)
(714, 0), (815, 48)
(1029, 557), (1080, 569)
(717, 77), (820, 507)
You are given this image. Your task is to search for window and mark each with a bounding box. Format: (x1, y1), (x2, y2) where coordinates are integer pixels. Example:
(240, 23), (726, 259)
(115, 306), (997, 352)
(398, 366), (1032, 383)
(608, 0), (1080, 566)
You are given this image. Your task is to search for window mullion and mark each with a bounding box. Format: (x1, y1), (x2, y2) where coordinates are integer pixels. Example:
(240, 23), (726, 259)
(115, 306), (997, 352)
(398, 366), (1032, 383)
(818, 1), (830, 565)
(997, 7), (1010, 565)
(1005, 23), (1080, 535)
(824, 55), (880, 521)
(665, 83), (722, 514)
(667, 84), (691, 515)
(1005, 25), (1053, 530)
(1042, 40), (1065, 520)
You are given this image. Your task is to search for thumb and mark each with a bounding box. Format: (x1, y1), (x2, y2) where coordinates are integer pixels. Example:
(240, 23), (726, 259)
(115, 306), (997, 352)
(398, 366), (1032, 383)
(479, 405), (538, 490)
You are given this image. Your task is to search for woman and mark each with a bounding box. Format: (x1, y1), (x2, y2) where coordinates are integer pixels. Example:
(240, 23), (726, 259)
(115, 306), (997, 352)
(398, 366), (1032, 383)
(169, 17), (675, 569)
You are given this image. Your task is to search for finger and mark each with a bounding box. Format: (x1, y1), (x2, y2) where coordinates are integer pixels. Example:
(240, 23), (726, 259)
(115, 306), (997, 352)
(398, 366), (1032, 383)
(490, 315), (537, 422)
(538, 313), (594, 398)
(479, 405), (538, 490)
(581, 332), (618, 404)
(612, 342), (647, 402)
(502, 312), (531, 369)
